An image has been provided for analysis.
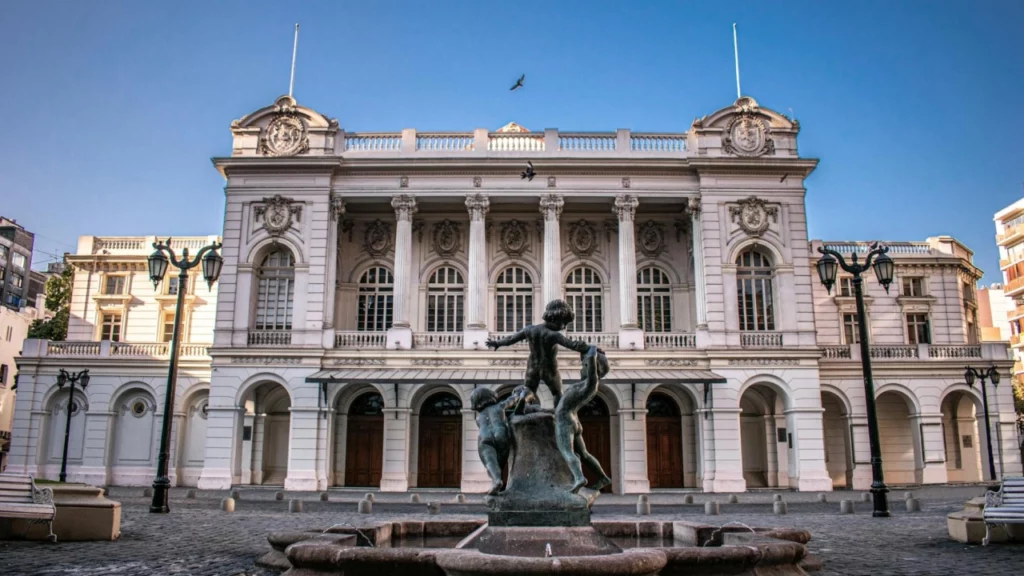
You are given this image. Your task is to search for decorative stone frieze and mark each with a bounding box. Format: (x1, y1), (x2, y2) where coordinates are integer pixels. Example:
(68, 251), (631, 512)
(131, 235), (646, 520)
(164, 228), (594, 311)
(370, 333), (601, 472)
(645, 358), (698, 367)
(729, 196), (778, 238)
(490, 358), (526, 366)
(726, 358), (799, 366)
(331, 358), (386, 366)
(229, 357), (303, 365)
(254, 195), (302, 236)
(411, 358), (463, 367)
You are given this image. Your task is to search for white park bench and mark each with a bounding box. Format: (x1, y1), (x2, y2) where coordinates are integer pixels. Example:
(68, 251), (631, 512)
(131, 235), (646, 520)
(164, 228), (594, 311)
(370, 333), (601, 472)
(983, 476), (1024, 545)
(0, 474), (57, 542)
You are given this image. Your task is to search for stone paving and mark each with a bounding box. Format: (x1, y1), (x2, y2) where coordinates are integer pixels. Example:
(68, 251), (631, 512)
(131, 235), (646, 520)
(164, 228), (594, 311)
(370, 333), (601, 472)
(0, 485), (1021, 575)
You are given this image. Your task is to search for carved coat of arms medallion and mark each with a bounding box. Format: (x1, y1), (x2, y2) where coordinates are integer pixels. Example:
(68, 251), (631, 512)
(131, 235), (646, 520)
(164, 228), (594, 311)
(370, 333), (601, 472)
(261, 115), (309, 157)
(255, 195), (302, 236)
(432, 219), (461, 257)
(364, 219), (393, 257)
(638, 221), (665, 257)
(569, 220), (597, 258)
(722, 113), (774, 157)
(729, 196), (778, 238)
(500, 220), (528, 257)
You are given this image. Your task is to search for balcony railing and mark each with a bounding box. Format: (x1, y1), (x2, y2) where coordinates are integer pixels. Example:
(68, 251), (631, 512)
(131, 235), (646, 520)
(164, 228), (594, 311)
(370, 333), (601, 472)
(740, 332), (783, 348)
(930, 345), (982, 359)
(645, 333), (696, 349)
(870, 345), (918, 359)
(997, 223), (1024, 244)
(1012, 334), (1024, 348)
(413, 332), (464, 349)
(821, 346), (852, 359)
(334, 331), (386, 349)
(41, 341), (208, 359)
(1007, 277), (1024, 295)
(568, 332), (619, 348)
(248, 330), (292, 346)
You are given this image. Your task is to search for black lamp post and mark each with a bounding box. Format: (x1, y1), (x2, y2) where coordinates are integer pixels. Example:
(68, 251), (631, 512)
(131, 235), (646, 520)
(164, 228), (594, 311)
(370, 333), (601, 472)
(146, 238), (223, 513)
(816, 243), (895, 518)
(55, 368), (90, 483)
(964, 366), (1000, 482)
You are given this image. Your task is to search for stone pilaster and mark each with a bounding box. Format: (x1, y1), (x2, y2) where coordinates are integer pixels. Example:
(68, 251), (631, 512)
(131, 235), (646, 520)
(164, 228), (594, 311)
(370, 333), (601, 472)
(388, 194), (417, 349)
(465, 194), (490, 349)
(322, 195), (344, 347)
(539, 194), (564, 305)
(689, 197), (710, 347)
(614, 195), (643, 350)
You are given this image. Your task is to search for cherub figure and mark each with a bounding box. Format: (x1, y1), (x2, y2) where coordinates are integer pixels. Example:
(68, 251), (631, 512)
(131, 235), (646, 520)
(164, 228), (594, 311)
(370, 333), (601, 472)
(556, 345), (612, 494)
(470, 385), (532, 495)
(485, 299), (589, 406)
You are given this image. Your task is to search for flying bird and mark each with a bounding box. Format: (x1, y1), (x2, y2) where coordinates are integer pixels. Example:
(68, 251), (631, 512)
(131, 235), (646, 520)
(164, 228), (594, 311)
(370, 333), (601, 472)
(510, 74), (525, 91)
(521, 161), (536, 181)
(780, 174), (789, 183)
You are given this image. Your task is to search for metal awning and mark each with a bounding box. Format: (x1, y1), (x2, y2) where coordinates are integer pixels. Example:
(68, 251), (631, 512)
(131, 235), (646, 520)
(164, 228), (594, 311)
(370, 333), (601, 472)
(305, 367), (726, 385)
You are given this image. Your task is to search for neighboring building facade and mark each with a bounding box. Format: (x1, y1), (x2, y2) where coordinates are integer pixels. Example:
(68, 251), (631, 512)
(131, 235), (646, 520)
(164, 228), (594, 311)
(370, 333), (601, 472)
(8, 96), (1021, 492)
(0, 305), (38, 470)
(978, 284), (1013, 342)
(0, 217), (35, 310)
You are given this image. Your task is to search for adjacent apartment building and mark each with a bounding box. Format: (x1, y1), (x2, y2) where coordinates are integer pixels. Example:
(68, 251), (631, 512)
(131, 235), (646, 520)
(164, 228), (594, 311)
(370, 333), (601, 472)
(6, 95), (1021, 493)
(0, 217), (35, 310)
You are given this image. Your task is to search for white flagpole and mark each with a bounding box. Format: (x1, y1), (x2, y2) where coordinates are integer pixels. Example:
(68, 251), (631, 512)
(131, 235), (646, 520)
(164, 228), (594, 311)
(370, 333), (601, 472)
(733, 23), (741, 99)
(289, 23), (300, 97)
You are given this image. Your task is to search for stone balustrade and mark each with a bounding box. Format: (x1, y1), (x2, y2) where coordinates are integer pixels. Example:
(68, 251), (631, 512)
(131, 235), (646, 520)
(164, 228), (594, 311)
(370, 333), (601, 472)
(821, 346), (852, 359)
(740, 332), (784, 348)
(247, 330), (292, 346)
(820, 343), (990, 362)
(930, 345), (982, 359)
(870, 345), (919, 359)
(33, 340), (208, 359)
(569, 332), (620, 349)
(823, 242), (933, 255)
(334, 331), (387, 349)
(644, 333), (696, 349)
(412, 332), (464, 349)
(90, 236), (215, 255)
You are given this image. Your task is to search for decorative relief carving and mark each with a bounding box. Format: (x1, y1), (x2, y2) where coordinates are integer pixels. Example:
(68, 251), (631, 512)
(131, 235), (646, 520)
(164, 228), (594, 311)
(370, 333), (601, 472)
(547, 176), (557, 188)
(330, 195), (345, 221)
(259, 97), (309, 157)
(538, 194), (564, 221)
(722, 99), (775, 157)
(229, 356), (303, 365)
(411, 358), (463, 367)
(341, 220), (355, 243)
(612, 194), (638, 222)
(332, 358), (386, 366)
(432, 219), (461, 257)
(392, 194), (417, 222)
(687, 197), (701, 218)
(645, 358), (698, 367)
(568, 220), (597, 258)
(490, 358), (527, 366)
(363, 219), (393, 257)
(673, 219), (689, 242)
(621, 177), (631, 189)
(729, 196), (778, 238)
(465, 194), (490, 221)
(500, 220), (528, 257)
(564, 357), (620, 367)
(254, 195), (302, 236)
(122, 398), (153, 417)
(399, 176), (409, 188)
(412, 220), (425, 243)
(473, 176), (482, 188)
(603, 220), (617, 242)
(637, 220), (666, 257)
(727, 358), (799, 366)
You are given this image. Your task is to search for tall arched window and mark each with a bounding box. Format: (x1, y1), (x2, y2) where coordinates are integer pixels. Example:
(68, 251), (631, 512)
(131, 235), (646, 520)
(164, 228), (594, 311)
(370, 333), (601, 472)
(637, 266), (672, 332)
(255, 248), (295, 330)
(427, 266), (464, 332)
(495, 266), (533, 332)
(736, 248), (775, 331)
(565, 266), (603, 332)
(358, 267), (394, 331)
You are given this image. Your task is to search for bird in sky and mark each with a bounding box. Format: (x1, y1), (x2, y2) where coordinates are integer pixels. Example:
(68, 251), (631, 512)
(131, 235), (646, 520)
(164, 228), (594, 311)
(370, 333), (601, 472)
(510, 74), (525, 91)
(780, 174), (788, 183)
(521, 161), (536, 181)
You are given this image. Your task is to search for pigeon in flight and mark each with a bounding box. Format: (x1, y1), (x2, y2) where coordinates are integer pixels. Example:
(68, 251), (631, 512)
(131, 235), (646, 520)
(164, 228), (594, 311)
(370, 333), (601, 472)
(510, 74), (525, 91)
(521, 161), (536, 181)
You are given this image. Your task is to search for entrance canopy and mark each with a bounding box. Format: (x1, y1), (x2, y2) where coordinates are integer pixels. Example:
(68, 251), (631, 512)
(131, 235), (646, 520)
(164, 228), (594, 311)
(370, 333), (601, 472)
(305, 367), (726, 385)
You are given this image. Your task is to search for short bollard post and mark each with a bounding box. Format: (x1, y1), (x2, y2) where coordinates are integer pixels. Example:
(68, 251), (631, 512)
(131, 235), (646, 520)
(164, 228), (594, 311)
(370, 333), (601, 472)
(320, 492), (330, 502)
(221, 497), (235, 512)
(455, 493), (467, 504)
(186, 489), (197, 499)
(773, 501), (788, 515)
(275, 491), (284, 501)
(289, 499), (303, 513)
(727, 494), (739, 504)
(773, 494), (783, 502)
(840, 500), (854, 514)
(427, 502), (441, 515)
(903, 491), (914, 501)
(637, 494), (651, 516)
(358, 499), (373, 514)
(906, 498), (921, 513)
(410, 493), (421, 503)
(683, 495), (694, 504)
(230, 489), (241, 500)
(143, 487), (153, 498)
(364, 493), (375, 503)
(861, 492), (871, 503)
(704, 501), (719, 515)
(817, 494), (828, 503)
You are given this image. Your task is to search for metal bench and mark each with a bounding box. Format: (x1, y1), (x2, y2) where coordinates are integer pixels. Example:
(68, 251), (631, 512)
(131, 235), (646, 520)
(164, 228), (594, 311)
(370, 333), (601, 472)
(0, 474), (57, 542)
(983, 476), (1024, 545)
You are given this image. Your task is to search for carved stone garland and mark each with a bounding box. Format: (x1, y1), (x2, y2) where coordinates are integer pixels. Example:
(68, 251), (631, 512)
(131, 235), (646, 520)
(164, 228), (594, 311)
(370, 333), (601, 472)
(254, 195), (302, 236)
(363, 219), (393, 257)
(569, 220), (597, 258)
(729, 196), (778, 238)
(500, 220), (529, 257)
(432, 219), (461, 258)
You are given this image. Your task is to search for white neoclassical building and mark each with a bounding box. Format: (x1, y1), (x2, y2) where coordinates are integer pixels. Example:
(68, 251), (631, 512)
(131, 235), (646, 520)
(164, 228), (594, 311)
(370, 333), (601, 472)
(8, 95), (1021, 494)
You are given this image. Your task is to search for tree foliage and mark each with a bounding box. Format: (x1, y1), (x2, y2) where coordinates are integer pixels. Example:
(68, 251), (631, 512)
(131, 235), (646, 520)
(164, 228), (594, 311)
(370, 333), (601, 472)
(27, 263), (73, 341)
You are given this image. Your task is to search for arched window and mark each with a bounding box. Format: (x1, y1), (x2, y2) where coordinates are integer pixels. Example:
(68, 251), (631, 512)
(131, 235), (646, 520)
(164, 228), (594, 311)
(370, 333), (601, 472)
(736, 248), (775, 331)
(255, 249), (295, 330)
(646, 393), (680, 418)
(427, 267), (464, 332)
(358, 267), (394, 332)
(495, 266), (533, 332)
(637, 266), (672, 332)
(421, 392), (463, 416)
(565, 266), (603, 332)
(349, 392), (384, 416)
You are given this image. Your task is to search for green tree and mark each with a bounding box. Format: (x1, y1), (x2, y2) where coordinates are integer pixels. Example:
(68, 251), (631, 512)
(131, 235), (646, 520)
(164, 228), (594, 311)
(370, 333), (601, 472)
(27, 262), (73, 341)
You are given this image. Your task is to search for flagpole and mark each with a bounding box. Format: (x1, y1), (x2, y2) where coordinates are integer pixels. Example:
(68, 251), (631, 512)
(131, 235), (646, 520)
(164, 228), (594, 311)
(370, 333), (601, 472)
(289, 23), (300, 97)
(733, 23), (741, 99)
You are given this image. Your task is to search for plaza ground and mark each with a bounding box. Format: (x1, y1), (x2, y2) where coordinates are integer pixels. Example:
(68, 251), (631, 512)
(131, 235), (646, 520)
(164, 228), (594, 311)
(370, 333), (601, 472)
(1, 484), (1021, 576)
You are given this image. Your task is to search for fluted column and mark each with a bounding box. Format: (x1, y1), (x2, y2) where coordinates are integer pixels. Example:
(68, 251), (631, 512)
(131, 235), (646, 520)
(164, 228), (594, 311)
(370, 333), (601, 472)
(539, 194), (564, 305)
(388, 194), (417, 349)
(614, 195), (643, 350)
(323, 195), (344, 348)
(465, 194), (490, 349)
(689, 197), (710, 348)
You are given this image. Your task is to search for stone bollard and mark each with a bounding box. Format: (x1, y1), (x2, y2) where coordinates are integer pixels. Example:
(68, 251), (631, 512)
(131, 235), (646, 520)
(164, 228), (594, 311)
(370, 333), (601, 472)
(727, 494), (739, 504)
(455, 493), (467, 504)
(817, 494), (828, 503)
(861, 492), (871, 503)
(289, 499), (303, 513)
(637, 495), (651, 516)
(906, 498), (921, 513)
(186, 489), (197, 499)
(364, 493), (375, 503)
(221, 497), (235, 512)
(358, 499), (373, 514)
(427, 502), (441, 515)
(410, 493), (421, 503)
(320, 492), (330, 502)
(773, 494), (783, 502)
(773, 501), (788, 515)
(840, 500), (854, 514)
(275, 491), (285, 501)
(230, 490), (241, 501)
(143, 487), (153, 498)
(903, 491), (914, 501)
(683, 495), (694, 504)
(704, 501), (719, 515)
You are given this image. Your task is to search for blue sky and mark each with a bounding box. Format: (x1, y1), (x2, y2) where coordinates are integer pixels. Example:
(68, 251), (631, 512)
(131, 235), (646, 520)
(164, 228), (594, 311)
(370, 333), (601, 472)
(1, 1), (1022, 284)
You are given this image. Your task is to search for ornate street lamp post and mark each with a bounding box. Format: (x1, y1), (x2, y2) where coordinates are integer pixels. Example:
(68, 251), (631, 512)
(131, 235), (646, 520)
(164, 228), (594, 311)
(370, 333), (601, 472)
(55, 368), (89, 483)
(816, 243), (895, 518)
(146, 238), (223, 513)
(964, 365), (1000, 482)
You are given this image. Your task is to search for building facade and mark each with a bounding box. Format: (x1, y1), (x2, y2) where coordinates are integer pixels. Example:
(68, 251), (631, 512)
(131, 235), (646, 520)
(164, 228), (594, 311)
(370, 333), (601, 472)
(8, 96), (1021, 492)
(977, 284), (1013, 342)
(0, 305), (38, 470)
(0, 217), (35, 310)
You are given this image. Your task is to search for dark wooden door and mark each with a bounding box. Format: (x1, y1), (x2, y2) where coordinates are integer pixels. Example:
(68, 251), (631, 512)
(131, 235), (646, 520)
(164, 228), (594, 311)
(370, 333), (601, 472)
(646, 393), (684, 488)
(417, 392), (463, 488)
(579, 397), (612, 493)
(345, 415), (383, 487)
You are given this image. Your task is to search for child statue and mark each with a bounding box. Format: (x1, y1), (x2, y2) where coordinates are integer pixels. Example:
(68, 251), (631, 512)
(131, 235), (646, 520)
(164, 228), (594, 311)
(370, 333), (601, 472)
(485, 299), (589, 407)
(470, 385), (534, 495)
(556, 345), (613, 493)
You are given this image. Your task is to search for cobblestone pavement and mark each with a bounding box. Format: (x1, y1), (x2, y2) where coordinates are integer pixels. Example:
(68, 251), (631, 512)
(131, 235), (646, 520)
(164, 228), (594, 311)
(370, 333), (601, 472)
(1, 485), (1022, 576)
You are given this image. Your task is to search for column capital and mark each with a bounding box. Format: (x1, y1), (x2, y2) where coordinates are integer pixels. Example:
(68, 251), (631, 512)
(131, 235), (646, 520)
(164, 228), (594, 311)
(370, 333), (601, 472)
(391, 194), (418, 222)
(539, 194), (564, 221)
(613, 194), (639, 222)
(465, 194), (490, 221)
(331, 194), (346, 221)
(687, 196), (702, 219)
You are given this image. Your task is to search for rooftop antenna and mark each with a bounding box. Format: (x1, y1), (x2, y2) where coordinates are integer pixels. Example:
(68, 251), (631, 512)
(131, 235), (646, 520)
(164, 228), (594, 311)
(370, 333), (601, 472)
(289, 23), (300, 97)
(732, 23), (742, 99)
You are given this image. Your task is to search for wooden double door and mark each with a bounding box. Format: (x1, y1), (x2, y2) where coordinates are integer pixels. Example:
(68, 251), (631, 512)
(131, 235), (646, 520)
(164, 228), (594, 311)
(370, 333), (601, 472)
(645, 393), (685, 488)
(417, 392), (463, 488)
(345, 415), (383, 487)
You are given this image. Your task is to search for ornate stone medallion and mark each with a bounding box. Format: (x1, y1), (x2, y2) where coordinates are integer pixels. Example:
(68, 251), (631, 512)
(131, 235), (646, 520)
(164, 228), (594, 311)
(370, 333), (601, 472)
(723, 112), (774, 157)
(500, 220), (528, 256)
(568, 220), (597, 258)
(261, 115), (309, 157)
(729, 196), (778, 237)
(254, 195), (302, 236)
(364, 219), (393, 257)
(638, 221), (665, 257)
(432, 219), (461, 257)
